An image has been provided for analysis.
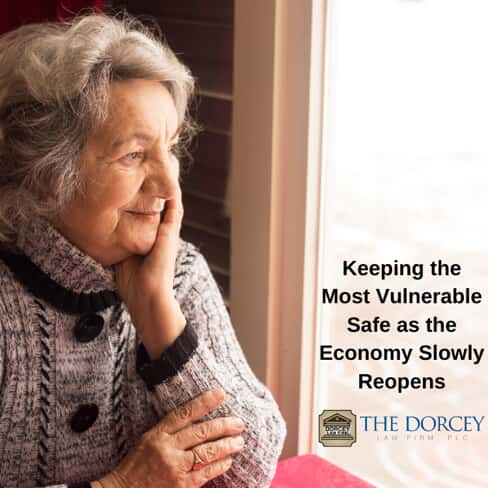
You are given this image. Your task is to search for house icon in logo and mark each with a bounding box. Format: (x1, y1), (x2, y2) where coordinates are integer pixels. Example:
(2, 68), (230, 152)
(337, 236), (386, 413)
(318, 410), (357, 447)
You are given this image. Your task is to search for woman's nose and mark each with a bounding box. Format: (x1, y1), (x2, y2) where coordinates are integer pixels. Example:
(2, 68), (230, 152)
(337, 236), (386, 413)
(143, 152), (180, 200)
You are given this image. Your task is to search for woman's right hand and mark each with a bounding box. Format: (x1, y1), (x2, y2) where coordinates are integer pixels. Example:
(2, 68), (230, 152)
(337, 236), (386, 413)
(95, 388), (245, 488)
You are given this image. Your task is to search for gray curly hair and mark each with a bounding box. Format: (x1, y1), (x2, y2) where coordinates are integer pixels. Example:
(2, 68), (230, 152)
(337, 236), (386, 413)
(0, 12), (197, 245)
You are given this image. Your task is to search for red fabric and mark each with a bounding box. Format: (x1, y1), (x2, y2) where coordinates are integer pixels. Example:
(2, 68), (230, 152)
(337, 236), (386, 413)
(270, 454), (376, 488)
(0, 0), (104, 35)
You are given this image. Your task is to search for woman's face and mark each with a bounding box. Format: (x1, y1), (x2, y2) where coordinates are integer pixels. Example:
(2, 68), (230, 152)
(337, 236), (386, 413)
(51, 79), (181, 266)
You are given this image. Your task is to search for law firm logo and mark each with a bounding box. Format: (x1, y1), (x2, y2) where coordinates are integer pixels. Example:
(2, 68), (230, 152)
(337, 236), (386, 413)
(319, 410), (357, 447)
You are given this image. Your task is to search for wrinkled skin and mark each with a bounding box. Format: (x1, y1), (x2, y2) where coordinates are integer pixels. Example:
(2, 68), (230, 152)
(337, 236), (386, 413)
(96, 389), (245, 488)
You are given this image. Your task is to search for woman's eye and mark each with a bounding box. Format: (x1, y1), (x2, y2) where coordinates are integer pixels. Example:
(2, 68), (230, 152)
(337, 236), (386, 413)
(121, 151), (144, 163)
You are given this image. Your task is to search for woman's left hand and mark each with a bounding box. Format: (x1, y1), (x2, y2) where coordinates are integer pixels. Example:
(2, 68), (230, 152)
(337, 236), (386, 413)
(114, 186), (187, 359)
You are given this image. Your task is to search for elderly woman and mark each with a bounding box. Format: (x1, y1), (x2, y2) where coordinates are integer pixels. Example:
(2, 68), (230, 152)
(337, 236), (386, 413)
(0, 13), (286, 488)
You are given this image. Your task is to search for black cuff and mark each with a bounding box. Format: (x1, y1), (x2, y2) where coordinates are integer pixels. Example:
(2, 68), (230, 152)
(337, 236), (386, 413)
(68, 482), (91, 488)
(136, 322), (198, 391)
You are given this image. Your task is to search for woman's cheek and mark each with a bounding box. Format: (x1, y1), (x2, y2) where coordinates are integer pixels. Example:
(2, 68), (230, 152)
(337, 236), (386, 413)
(98, 168), (144, 210)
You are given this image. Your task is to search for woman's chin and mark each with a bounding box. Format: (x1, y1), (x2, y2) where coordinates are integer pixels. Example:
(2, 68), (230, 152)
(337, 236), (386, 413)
(127, 230), (158, 256)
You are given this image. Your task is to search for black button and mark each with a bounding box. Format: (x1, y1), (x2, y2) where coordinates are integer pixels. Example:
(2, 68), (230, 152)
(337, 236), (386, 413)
(74, 313), (104, 343)
(70, 404), (99, 433)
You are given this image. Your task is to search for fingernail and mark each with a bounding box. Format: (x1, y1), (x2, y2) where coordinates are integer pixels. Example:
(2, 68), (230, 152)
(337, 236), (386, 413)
(210, 388), (224, 402)
(233, 436), (244, 447)
(232, 417), (244, 428)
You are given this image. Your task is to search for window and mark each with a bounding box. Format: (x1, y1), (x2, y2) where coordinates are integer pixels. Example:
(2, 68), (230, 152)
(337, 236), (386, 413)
(315, 0), (488, 485)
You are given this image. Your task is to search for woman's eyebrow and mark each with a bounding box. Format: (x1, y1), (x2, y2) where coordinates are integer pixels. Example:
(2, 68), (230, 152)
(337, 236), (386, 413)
(110, 132), (155, 151)
(111, 126), (182, 151)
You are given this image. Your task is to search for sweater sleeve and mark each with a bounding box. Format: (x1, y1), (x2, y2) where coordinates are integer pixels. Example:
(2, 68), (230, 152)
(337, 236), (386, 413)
(135, 245), (287, 488)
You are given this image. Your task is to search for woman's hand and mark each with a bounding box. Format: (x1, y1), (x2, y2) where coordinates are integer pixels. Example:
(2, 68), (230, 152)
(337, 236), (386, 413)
(114, 187), (186, 358)
(115, 186), (183, 302)
(95, 388), (245, 488)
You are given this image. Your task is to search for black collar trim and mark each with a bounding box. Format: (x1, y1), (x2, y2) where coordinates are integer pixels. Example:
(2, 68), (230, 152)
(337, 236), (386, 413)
(0, 251), (121, 315)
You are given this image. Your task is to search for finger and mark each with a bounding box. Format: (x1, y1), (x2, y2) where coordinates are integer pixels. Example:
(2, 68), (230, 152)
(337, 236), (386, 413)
(187, 456), (233, 488)
(161, 187), (184, 227)
(155, 388), (226, 436)
(144, 191), (183, 272)
(150, 191), (183, 258)
(182, 435), (244, 470)
(173, 416), (245, 450)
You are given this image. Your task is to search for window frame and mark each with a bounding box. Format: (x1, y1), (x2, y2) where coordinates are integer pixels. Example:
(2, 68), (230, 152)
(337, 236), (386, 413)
(231, 0), (328, 457)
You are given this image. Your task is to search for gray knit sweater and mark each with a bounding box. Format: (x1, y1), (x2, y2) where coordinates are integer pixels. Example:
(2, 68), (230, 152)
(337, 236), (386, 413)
(0, 215), (286, 488)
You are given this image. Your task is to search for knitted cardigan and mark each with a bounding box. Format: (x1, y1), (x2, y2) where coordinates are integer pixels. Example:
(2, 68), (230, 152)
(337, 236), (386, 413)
(0, 215), (287, 488)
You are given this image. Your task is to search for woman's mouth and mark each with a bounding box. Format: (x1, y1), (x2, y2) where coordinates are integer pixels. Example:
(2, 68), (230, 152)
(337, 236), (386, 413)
(127, 211), (160, 222)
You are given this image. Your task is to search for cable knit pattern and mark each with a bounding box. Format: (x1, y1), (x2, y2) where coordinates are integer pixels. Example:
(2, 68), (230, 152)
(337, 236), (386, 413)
(0, 215), (287, 488)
